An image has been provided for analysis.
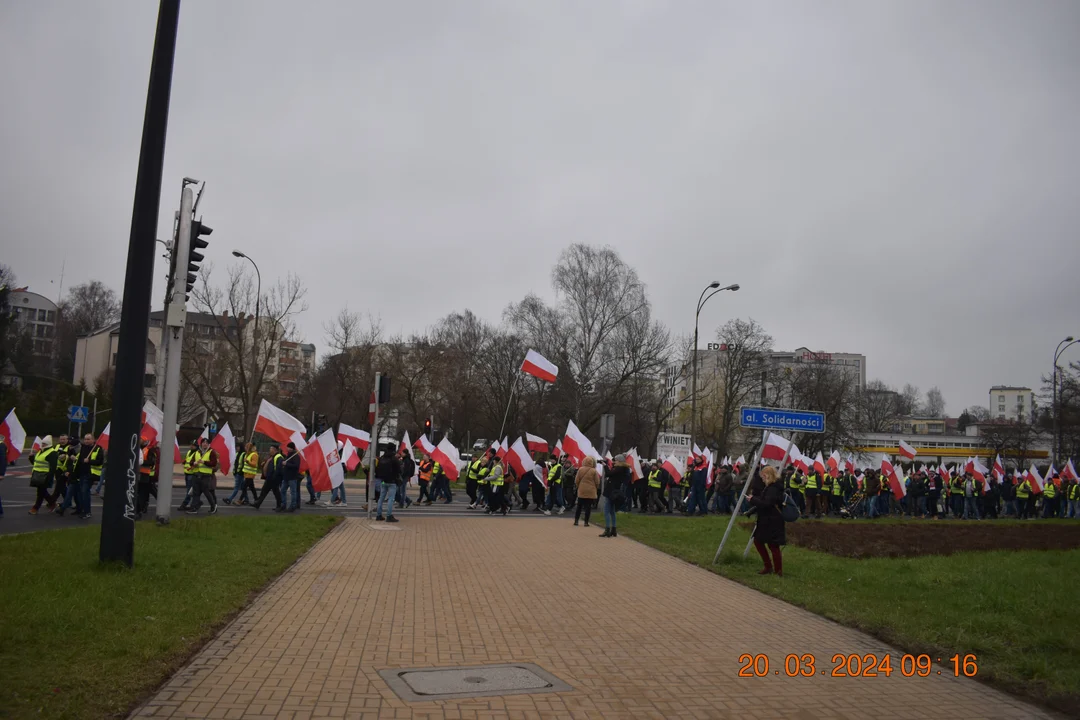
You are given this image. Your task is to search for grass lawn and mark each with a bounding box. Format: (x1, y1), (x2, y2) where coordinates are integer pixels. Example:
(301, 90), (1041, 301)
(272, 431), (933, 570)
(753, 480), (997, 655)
(618, 513), (1080, 715)
(0, 515), (341, 720)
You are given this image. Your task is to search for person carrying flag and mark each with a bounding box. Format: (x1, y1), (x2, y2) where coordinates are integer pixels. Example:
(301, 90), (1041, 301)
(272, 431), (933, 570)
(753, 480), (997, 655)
(543, 455), (566, 515)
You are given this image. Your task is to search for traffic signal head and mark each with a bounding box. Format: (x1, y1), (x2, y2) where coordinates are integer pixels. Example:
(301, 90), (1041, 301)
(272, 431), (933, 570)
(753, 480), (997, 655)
(424, 418), (432, 432)
(186, 219), (213, 300)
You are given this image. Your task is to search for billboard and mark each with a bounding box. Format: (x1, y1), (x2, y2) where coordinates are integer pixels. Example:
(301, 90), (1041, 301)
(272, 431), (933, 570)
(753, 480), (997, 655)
(656, 432), (692, 462)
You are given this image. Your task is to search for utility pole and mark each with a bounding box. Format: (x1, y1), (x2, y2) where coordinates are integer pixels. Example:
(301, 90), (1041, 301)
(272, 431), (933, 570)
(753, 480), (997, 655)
(156, 184), (195, 524)
(99, 0), (181, 567)
(367, 372), (382, 520)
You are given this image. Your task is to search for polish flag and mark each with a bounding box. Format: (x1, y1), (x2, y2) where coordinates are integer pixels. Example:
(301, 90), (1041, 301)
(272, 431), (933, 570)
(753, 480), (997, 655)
(704, 448), (715, 487)
(526, 433), (548, 454)
(496, 437), (509, 460)
(173, 436), (183, 464)
(827, 450), (841, 477)
(368, 392), (377, 426)
(0, 409), (27, 463)
(520, 349), (558, 383)
(845, 454), (856, 474)
(792, 449), (809, 474)
(562, 420), (600, 465)
(1046, 463), (1057, 484)
(761, 432), (796, 462)
(432, 437), (464, 481)
(627, 448), (644, 481)
(813, 451), (826, 477)
(414, 434), (436, 455)
(970, 457), (990, 490)
(993, 454), (1006, 480)
(400, 431), (412, 455)
(506, 437), (536, 477)
(1027, 464), (1043, 494)
(301, 429), (344, 492)
(734, 455), (745, 472)
(692, 443), (704, 460)
(898, 440), (917, 460)
(882, 455), (906, 499)
(1062, 459), (1078, 482)
(96, 423), (111, 451)
(254, 399), (307, 445)
(661, 454), (684, 485)
(341, 439), (361, 472)
(210, 422), (237, 478)
(141, 400), (164, 446)
(554, 439), (563, 457)
(337, 422), (371, 451)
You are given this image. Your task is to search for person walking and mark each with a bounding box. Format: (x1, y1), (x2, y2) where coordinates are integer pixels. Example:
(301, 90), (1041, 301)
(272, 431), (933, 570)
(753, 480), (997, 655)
(59, 434), (97, 518)
(747, 465), (786, 576)
(29, 435), (59, 514)
(543, 456), (566, 514)
(186, 436), (218, 515)
(573, 456), (600, 527)
(397, 447), (415, 509)
(486, 463), (509, 515)
(253, 442), (284, 510)
(223, 439), (246, 505)
(281, 442), (302, 512)
(375, 444), (401, 522)
(600, 454), (627, 537)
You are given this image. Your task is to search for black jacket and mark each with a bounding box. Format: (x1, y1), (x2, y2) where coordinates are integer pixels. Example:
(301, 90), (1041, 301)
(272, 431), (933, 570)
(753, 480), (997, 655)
(605, 463), (631, 499)
(283, 451), (302, 483)
(375, 452), (400, 483)
(750, 482), (786, 545)
(400, 454), (415, 481)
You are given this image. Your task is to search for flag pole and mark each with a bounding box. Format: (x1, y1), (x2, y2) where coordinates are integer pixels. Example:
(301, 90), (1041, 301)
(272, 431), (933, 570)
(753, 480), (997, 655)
(497, 371), (521, 442)
(714, 431), (790, 564)
(367, 372), (381, 521)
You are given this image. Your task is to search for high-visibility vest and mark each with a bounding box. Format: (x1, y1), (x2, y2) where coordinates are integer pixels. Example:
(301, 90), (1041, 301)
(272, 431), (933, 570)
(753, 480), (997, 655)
(1045, 481), (1057, 499)
(549, 463), (563, 485)
(790, 475), (803, 491)
(1016, 481), (1030, 499)
(56, 450), (70, 473)
(184, 449), (198, 474)
(140, 447), (153, 475)
(419, 460), (433, 481)
(832, 479), (842, 496)
(1069, 483), (1079, 501)
(805, 473), (819, 490)
(432, 461), (442, 476)
(32, 446), (57, 474)
(491, 474), (504, 488)
(648, 469), (662, 489)
(195, 449), (214, 474)
(950, 478), (964, 495)
(242, 451), (259, 477)
(468, 459), (483, 481)
(89, 446), (104, 477)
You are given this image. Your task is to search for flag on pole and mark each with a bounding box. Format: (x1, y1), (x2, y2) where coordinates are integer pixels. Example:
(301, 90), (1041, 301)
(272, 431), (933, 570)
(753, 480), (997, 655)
(845, 454), (856, 474)
(881, 454), (906, 499)
(627, 448), (644, 481)
(0, 409), (27, 463)
(173, 436), (183, 464)
(761, 432), (796, 462)
(898, 440), (917, 460)
(301, 429), (344, 492)
(792, 448), (809, 474)
(342, 439), (361, 472)
(1027, 464), (1043, 494)
(432, 437), (464, 481)
(562, 420), (600, 465)
(1062, 459), (1078, 482)
(734, 454), (745, 472)
(812, 451), (826, 477)
(210, 422), (237, 479)
(337, 422), (371, 451)
(254, 399), (307, 445)
(141, 400), (164, 446)
(993, 454), (1006, 480)
(704, 448), (715, 487)
(96, 423), (111, 451)
(400, 431), (412, 455)
(692, 443), (704, 460)
(827, 450), (841, 477)
(414, 434), (436, 455)
(526, 433), (548, 454)
(496, 437), (509, 460)
(506, 437), (536, 477)
(661, 454), (684, 485)
(554, 439), (563, 457)
(520, 349), (558, 383)
(970, 457), (990, 490)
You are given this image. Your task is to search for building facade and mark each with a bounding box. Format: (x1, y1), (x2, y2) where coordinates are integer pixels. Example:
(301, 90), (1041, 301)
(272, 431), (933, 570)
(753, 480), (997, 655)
(9, 288), (60, 360)
(988, 386), (1034, 423)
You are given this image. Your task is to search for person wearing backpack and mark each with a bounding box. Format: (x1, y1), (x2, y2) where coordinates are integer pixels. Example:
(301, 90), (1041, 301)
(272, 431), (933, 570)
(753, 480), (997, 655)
(747, 465), (786, 577)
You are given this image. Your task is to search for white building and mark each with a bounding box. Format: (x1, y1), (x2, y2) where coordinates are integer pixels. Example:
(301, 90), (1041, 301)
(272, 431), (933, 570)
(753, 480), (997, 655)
(9, 287), (60, 359)
(988, 386), (1034, 423)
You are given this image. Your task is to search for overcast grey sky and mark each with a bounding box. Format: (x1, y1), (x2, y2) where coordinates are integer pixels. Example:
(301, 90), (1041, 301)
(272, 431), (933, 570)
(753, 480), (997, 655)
(3, 0), (1079, 413)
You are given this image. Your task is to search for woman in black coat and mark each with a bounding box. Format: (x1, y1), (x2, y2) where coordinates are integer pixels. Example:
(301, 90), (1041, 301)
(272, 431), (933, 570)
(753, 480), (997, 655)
(747, 465), (786, 576)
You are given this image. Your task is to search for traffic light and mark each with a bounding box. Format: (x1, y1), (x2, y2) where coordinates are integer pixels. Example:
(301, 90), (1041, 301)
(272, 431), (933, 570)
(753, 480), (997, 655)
(424, 418), (432, 438)
(185, 218), (212, 300)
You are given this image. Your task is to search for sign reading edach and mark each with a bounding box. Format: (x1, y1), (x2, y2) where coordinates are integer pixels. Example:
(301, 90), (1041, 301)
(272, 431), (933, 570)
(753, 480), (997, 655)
(656, 432), (692, 462)
(739, 406), (826, 434)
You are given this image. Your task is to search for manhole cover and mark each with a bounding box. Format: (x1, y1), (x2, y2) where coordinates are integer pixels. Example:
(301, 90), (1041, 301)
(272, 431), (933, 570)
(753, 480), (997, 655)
(365, 524), (402, 531)
(378, 663), (571, 702)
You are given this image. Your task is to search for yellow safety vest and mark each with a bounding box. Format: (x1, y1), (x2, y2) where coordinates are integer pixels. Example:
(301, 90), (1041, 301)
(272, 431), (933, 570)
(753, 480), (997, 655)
(491, 473), (504, 488)
(549, 463), (563, 485)
(195, 449), (214, 474)
(242, 451), (259, 477)
(832, 479), (842, 496)
(57, 450), (70, 473)
(468, 459), (483, 481)
(432, 461), (442, 476)
(89, 446), (104, 477)
(1016, 481), (1030, 499)
(184, 449), (198, 474)
(1045, 481), (1057, 499)
(33, 446), (57, 474)
(805, 473), (819, 490)
(648, 469), (661, 489)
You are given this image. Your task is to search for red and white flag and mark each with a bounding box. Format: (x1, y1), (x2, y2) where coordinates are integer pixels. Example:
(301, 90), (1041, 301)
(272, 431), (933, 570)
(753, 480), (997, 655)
(812, 451), (826, 477)
(554, 439), (563, 457)
(341, 439), (361, 472)
(254, 399), (307, 445)
(661, 454), (684, 485)
(0, 409), (27, 463)
(792, 448), (809, 474)
(970, 457), (990, 490)
(96, 423), (111, 451)
(827, 450), (841, 477)
(692, 443), (704, 460)
(432, 437), (464, 481)
(506, 437), (536, 477)
(898, 440), (917, 460)
(845, 454), (856, 474)
(141, 400), (164, 446)
(520, 349), (558, 383)
(1027, 464), (1043, 494)
(993, 454), (1005, 480)
(337, 422), (371, 451)
(496, 437), (509, 460)
(881, 455), (906, 499)
(1062, 459), (1078, 482)
(368, 392), (377, 426)
(526, 433), (548, 454)
(562, 420), (600, 465)
(301, 429), (344, 492)
(704, 448), (715, 487)
(210, 422), (237, 478)
(761, 433), (797, 462)
(734, 454), (745, 471)
(414, 434), (436, 455)
(400, 431), (412, 455)
(173, 436), (183, 464)
(627, 448), (644, 481)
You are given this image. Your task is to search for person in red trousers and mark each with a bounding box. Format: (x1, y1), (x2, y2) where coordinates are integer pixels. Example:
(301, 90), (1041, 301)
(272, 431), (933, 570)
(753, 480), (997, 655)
(747, 465), (785, 576)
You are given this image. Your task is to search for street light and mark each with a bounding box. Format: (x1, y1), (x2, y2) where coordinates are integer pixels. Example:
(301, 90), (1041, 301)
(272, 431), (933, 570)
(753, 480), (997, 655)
(233, 250), (261, 435)
(691, 281), (740, 448)
(1053, 335), (1077, 463)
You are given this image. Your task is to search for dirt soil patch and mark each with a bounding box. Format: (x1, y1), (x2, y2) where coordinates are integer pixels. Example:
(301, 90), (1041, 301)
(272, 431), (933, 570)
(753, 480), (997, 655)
(745, 521), (1080, 558)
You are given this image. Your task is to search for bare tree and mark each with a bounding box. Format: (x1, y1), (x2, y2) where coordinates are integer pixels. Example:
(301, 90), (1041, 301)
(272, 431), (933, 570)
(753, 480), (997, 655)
(898, 383), (922, 416)
(55, 280), (121, 381)
(860, 379), (900, 432)
(182, 263), (307, 436)
(316, 309), (381, 427)
(924, 386), (946, 418)
(696, 318), (772, 455)
(976, 419), (1047, 469)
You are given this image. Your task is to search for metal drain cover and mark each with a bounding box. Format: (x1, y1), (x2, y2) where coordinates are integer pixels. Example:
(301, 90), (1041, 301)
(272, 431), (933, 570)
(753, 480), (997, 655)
(378, 663), (571, 702)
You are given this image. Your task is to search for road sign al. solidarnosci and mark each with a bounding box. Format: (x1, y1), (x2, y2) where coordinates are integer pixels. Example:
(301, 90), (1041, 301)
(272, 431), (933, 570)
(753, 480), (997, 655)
(739, 406), (825, 434)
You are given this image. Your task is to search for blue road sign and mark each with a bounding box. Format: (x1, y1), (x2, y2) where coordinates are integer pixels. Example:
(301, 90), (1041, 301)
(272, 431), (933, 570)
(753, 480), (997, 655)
(68, 405), (90, 423)
(739, 406), (825, 434)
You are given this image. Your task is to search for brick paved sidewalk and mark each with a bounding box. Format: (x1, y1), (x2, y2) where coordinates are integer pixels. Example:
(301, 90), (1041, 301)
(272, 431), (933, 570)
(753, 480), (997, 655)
(134, 517), (1054, 719)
